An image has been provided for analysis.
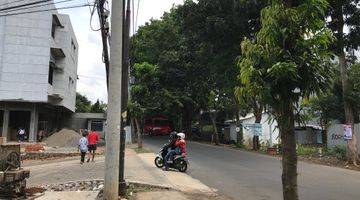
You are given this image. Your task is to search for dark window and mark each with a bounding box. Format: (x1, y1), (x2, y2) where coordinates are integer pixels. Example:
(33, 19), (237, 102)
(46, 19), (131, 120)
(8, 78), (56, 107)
(145, 119), (152, 125)
(154, 120), (168, 126)
(51, 20), (56, 38)
(48, 65), (54, 85)
(91, 121), (104, 132)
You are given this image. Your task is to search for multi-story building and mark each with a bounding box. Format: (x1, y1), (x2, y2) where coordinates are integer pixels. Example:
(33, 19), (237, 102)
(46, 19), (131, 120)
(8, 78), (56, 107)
(0, 1), (78, 142)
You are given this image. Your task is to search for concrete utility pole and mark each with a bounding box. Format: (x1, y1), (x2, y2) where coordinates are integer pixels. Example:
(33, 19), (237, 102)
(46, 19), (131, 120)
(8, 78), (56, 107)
(104, 0), (123, 198)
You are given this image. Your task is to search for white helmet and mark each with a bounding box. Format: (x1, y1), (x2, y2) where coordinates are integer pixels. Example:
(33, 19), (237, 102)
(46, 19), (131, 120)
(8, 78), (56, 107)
(177, 133), (185, 140)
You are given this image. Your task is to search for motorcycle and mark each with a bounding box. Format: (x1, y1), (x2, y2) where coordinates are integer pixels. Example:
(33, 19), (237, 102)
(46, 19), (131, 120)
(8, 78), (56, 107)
(154, 133), (188, 172)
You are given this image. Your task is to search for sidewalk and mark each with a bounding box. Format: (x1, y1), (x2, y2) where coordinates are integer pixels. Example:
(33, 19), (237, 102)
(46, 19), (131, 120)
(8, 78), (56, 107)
(132, 152), (213, 194)
(26, 149), (220, 200)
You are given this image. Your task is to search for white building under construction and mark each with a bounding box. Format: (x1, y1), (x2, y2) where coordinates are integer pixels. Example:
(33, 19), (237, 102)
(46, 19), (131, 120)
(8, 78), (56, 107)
(0, 0), (78, 142)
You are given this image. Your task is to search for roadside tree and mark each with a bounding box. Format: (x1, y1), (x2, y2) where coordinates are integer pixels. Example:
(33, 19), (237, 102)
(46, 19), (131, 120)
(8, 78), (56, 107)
(238, 1), (333, 199)
(327, 0), (360, 165)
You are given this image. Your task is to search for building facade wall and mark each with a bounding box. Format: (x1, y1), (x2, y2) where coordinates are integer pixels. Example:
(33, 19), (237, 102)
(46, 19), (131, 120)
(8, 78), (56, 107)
(0, 1), (78, 111)
(0, 3), (53, 102)
(327, 123), (360, 152)
(240, 113), (280, 147)
(49, 14), (78, 112)
(0, 1), (78, 142)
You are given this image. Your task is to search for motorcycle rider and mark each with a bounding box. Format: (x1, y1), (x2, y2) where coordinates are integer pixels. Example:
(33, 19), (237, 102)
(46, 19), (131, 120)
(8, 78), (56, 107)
(164, 132), (187, 171)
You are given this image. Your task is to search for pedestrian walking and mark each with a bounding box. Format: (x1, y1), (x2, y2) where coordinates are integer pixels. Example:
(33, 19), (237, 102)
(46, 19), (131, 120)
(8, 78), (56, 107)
(17, 127), (26, 142)
(37, 130), (44, 142)
(87, 129), (100, 162)
(78, 132), (88, 165)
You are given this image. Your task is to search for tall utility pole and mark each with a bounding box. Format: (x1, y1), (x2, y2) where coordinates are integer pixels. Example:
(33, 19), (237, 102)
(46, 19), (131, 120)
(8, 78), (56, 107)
(119, 0), (131, 196)
(104, 0), (123, 198)
(98, 0), (110, 89)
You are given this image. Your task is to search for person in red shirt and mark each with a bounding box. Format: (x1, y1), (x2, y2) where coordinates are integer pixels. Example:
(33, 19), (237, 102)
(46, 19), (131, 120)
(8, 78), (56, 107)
(164, 133), (186, 170)
(87, 129), (100, 162)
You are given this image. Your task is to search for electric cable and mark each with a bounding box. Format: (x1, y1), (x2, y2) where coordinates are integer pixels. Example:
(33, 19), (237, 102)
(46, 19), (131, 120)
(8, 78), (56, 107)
(0, 0), (51, 12)
(87, 0), (100, 31)
(0, 3), (92, 17)
(0, 0), (79, 13)
(135, 0), (140, 32)
(0, 0), (27, 8)
(78, 74), (106, 79)
(132, 0), (134, 34)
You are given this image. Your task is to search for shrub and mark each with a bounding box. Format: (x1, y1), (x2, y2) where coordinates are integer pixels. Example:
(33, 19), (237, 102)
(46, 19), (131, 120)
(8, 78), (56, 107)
(296, 144), (318, 156)
(201, 125), (214, 133)
(326, 146), (347, 160)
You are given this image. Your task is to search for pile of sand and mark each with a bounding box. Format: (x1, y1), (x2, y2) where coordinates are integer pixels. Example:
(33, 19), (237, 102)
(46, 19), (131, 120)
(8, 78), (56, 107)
(44, 128), (81, 147)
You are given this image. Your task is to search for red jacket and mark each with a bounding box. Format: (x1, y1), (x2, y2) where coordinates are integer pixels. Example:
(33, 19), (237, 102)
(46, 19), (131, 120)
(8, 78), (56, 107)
(88, 131), (99, 145)
(175, 139), (186, 156)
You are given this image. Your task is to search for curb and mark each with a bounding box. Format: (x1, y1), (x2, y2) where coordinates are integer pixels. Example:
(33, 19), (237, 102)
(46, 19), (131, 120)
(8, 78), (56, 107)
(127, 180), (173, 190)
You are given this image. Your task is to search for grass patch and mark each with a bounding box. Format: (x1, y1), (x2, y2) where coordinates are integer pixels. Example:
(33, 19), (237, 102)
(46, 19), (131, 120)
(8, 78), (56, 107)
(125, 184), (157, 200)
(296, 144), (318, 156)
(325, 146), (347, 160)
(235, 143), (245, 149)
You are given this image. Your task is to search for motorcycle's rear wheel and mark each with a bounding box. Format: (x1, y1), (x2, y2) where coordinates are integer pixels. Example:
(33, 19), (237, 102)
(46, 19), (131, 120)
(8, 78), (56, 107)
(154, 156), (164, 168)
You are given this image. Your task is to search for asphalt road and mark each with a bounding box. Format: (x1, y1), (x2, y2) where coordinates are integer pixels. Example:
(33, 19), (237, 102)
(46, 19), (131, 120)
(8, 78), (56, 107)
(143, 136), (360, 200)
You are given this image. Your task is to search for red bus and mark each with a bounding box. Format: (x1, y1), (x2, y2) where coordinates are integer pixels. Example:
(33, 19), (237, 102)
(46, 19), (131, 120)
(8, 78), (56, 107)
(144, 116), (172, 136)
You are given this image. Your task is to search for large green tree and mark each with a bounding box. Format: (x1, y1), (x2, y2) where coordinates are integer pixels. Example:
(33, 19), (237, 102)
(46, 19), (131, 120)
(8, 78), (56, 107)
(130, 0), (266, 142)
(175, 0), (267, 136)
(90, 99), (107, 113)
(75, 92), (91, 113)
(238, 0), (332, 199)
(327, 0), (360, 165)
(131, 10), (196, 131)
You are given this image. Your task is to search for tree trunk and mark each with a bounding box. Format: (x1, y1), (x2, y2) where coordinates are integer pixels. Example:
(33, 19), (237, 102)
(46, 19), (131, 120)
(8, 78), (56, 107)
(135, 118), (142, 149)
(333, 1), (358, 165)
(279, 105), (298, 200)
(253, 101), (262, 151)
(340, 54), (358, 165)
(182, 107), (193, 134)
(279, 1), (299, 199)
(131, 118), (136, 143)
(211, 113), (220, 145)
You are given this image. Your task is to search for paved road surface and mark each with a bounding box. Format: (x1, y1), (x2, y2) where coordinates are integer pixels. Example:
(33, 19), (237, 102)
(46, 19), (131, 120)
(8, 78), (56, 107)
(143, 136), (360, 200)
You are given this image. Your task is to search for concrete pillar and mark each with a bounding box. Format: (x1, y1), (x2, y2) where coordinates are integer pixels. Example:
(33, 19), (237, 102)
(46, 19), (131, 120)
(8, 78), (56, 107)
(29, 104), (38, 142)
(88, 120), (91, 131)
(2, 104), (9, 139)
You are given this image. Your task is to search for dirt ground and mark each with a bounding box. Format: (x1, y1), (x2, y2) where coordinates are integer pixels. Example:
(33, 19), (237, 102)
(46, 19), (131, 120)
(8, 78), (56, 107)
(298, 155), (360, 171)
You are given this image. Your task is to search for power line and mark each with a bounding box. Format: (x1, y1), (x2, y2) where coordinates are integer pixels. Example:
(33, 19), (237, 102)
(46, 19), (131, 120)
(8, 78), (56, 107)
(0, 0), (51, 12)
(0, 3), (92, 17)
(78, 74), (106, 79)
(89, 0), (100, 31)
(0, 0), (27, 8)
(0, 0), (79, 13)
(132, 0), (134, 34)
(135, 0), (140, 32)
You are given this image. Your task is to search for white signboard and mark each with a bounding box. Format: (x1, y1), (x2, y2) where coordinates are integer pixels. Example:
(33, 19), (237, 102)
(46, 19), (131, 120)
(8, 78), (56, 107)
(343, 124), (352, 140)
(243, 123), (262, 136)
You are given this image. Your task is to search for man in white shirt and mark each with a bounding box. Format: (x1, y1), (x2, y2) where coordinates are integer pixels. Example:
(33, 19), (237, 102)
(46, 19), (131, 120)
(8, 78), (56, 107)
(17, 128), (26, 142)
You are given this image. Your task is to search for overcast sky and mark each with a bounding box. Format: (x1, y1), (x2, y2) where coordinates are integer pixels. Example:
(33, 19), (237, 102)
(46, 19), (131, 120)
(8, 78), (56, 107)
(59, 0), (184, 103)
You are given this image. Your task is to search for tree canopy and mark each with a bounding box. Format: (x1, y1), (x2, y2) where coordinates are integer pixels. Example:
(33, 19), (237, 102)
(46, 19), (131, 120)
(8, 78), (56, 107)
(130, 0), (266, 130)
(237, 0), (333, 199)
(75, 93), (106, 113)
